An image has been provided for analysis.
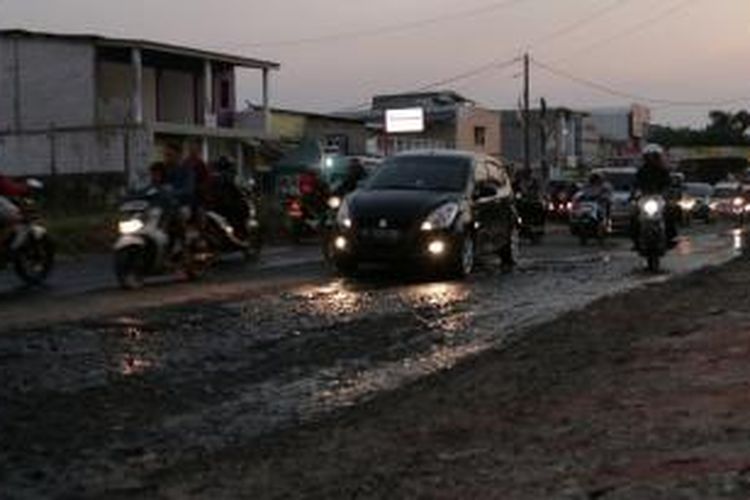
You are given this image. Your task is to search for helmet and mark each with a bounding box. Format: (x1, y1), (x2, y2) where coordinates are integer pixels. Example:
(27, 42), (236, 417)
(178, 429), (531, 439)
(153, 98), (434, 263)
(589, 172), (604, 185)
(642, 144), (665, 157)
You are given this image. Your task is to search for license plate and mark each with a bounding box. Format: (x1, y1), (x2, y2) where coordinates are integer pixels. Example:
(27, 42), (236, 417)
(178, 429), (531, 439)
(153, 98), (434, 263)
(364, 229), (401, 242)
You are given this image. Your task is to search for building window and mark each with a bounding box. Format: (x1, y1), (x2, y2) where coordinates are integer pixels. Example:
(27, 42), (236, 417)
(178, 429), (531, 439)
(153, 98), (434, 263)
(474, 126), (486, 147)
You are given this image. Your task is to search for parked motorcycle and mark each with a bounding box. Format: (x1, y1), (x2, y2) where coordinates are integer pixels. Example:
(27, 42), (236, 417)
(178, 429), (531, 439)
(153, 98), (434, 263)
(636, 194), (668, 273)
(0, 179), (55, 286)
(570, 195), (610, 246)
(113, 187), (211, 289)
(204, 177), (262, 262)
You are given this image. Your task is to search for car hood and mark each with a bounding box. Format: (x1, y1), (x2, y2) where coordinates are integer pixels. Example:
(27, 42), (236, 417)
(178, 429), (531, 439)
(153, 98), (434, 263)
(350, 189), (462, 227)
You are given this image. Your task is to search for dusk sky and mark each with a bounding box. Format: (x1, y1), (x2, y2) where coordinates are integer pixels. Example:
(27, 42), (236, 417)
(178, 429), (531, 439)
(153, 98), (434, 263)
(1, 0), (748, 126)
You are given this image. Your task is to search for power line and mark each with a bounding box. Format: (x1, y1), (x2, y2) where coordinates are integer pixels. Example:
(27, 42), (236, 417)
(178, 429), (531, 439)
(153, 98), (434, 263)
(531, 57), (750, 108)
(550, 0), (699, 63)
(228, 0), (528, 49)
(334, 56), (522, 113)
(530, 0), (634, 49)
(331, 0), (636, 113)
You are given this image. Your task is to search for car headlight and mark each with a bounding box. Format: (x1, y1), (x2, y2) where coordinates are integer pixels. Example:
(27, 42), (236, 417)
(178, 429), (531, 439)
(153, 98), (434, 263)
(733, 197), (744, 208)
(678, 198), (696, 211)
(328, 196), (342, 210)
(421, 202), (460, 231)
(641, 199), (661, 218)
(118, 218), (144, 235)
(336, 198), (352, 228)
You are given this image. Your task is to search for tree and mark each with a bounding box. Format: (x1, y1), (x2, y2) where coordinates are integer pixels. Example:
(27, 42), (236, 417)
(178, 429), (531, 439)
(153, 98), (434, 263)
(648, 109), (750, 146)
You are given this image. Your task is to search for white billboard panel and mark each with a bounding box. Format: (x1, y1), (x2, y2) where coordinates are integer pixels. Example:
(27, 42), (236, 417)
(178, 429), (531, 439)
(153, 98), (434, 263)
(385, 108), (425, 134)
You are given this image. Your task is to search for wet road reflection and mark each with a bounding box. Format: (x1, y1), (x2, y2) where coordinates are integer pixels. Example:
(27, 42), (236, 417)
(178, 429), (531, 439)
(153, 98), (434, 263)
(0, 225), (745, 497)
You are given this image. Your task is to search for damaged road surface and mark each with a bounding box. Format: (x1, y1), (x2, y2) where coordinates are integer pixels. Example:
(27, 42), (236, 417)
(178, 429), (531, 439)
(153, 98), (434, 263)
(0, 227), (745, 499)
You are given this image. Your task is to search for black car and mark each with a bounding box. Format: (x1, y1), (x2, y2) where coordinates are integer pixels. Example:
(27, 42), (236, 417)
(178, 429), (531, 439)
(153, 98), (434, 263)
(328, 150), (516, 278)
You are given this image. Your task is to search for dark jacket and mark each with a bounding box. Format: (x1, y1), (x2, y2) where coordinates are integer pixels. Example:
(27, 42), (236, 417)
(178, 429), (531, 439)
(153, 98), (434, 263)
(164, 163), (197, 205)
(635, 165), (671, 195)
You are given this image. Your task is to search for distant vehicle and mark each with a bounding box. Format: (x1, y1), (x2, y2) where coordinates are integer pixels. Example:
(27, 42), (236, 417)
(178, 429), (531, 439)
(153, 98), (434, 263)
(569, 192), (610, 246)
(546, 180), (579, 220)
(635, 194), (670, 273)
(711, 182), (746, 222)
(328, 150), (516, 278)
(681, 182), (714, 223)
(592, 167), (637, 233)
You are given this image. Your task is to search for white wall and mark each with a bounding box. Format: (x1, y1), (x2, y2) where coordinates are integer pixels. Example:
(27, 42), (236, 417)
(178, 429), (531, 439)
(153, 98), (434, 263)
(0, 36), (96, 131)
(0, 128), (152, 177)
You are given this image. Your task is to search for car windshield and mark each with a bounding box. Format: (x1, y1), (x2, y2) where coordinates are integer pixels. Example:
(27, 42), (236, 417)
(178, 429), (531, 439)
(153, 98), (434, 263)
(366, 155), (471, 192)
(685, 184), (713, 197)
(601, 172), (635, 192)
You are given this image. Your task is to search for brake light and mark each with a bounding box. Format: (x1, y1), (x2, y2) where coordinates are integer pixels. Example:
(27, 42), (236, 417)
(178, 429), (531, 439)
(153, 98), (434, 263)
(288, 199), (304, 218)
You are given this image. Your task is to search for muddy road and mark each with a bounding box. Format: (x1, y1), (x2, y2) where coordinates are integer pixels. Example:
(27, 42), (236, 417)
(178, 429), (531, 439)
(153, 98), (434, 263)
(0, 225), (744, 499)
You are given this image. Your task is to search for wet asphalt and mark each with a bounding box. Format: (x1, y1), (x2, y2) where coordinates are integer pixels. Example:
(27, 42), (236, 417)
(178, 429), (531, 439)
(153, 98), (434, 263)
(0, 224), (745, 499)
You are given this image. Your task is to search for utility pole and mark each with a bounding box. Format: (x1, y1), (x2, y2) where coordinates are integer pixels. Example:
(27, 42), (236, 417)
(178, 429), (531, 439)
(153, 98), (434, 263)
(523, 52), (531, 174)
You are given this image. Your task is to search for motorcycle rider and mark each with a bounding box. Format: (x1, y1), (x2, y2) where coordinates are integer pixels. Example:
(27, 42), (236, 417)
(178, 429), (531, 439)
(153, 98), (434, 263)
(632, 144), (677, 248)
(578, 172), (612, 218)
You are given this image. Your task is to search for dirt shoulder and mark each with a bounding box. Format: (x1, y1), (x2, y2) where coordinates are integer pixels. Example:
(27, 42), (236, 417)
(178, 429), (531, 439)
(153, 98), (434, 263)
(156, 258), (750, 500)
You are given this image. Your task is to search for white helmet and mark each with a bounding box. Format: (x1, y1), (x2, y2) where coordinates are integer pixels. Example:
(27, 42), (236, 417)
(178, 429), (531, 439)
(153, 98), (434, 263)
(642, 143), (665, 156)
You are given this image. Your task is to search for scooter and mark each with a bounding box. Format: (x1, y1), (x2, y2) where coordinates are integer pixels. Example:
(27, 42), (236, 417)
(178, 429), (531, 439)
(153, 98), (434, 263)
(204, 178), (262, 262)
(636, 194), (668, 273)
(0, 179), (55, 286)
(570, 195), (610, 246)
(113, 187), (211, 289)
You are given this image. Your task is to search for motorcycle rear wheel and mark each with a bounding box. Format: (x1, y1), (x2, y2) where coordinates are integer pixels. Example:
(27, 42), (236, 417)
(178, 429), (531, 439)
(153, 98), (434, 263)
(14, 234), (55, 286)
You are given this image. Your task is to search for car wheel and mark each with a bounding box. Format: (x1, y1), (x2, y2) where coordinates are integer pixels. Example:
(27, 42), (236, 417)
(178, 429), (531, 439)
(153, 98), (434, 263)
(450, 235), (475, 279)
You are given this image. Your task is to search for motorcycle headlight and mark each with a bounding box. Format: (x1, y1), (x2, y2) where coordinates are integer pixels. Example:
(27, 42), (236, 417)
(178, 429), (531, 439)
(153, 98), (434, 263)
(421, 202), (460, 231)
(328, 196), (342, 210)
(733, 197), (744, 208)
(336, 198), (352, 229)
(642, 199), (661, 217)
(118, 218), (144, 235)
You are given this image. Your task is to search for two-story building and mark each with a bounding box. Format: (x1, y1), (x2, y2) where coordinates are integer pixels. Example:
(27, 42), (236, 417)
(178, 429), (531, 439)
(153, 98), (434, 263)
(0, 29), (278, 198)
(344, 91), (502, 158)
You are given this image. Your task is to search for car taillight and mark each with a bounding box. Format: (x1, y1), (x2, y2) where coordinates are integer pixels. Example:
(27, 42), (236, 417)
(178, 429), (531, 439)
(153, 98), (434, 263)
(288, 199), (304, 218)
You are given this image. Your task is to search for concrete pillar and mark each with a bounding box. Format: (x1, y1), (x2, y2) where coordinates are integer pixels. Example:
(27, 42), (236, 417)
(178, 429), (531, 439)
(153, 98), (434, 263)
(204, 60), (214, 126)
(202, 137), (209, 163)
(262, 68), (271, 135)
(131, 48), (143, 124)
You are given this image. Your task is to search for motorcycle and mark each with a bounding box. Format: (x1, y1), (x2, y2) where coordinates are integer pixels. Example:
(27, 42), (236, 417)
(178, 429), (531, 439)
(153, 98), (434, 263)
(113, 187), (211, 289)
(204, 178), (262, 262)
(0, 179), (55, 286)
(636, 194), (668, 273)
(570, 195), (610, 246)
(516, 192), (546, 244)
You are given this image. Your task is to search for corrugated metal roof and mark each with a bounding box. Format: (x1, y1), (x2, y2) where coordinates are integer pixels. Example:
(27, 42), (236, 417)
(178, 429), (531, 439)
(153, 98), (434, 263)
(0, 29), (280, 70)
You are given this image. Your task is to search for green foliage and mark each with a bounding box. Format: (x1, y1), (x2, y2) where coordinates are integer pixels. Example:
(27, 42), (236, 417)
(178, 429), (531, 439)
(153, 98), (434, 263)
(648, 110), (750, 147)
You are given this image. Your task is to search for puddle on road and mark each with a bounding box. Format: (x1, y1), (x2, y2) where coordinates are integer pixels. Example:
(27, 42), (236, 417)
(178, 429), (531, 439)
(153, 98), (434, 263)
(1, 227), (745, 498)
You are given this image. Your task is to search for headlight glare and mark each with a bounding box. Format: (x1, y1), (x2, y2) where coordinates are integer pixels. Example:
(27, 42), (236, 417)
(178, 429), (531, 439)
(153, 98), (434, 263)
(119, 218), (144, 235)
(336, 199), (352, 228)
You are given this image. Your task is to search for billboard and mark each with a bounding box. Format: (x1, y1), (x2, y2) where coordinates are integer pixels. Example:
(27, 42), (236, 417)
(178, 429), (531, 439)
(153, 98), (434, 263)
(385, 108), (425, 134)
